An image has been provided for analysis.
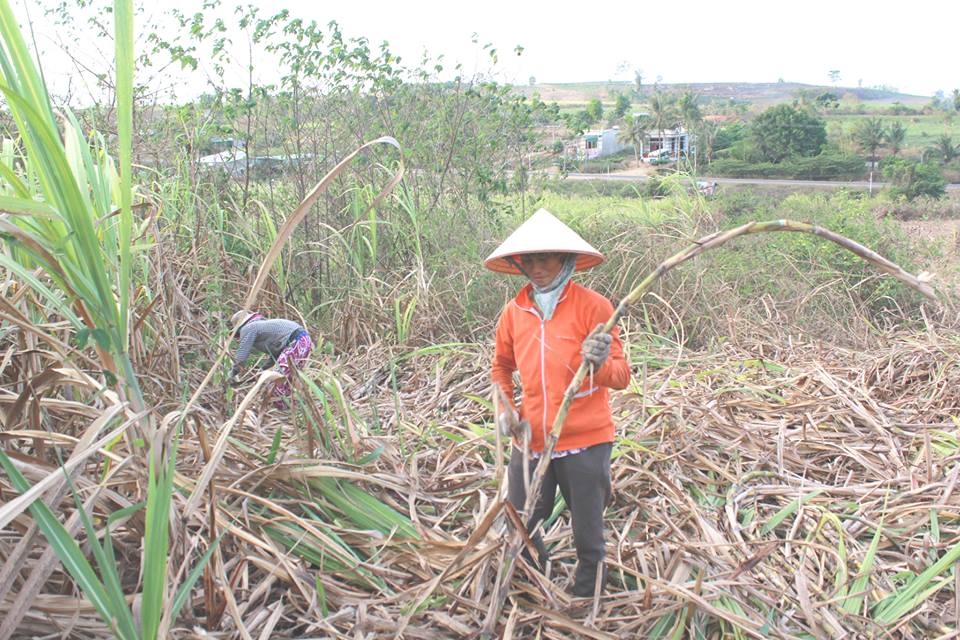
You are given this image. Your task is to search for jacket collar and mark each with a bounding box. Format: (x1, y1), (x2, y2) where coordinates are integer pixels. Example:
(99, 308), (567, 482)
(514, 279), (575, 312)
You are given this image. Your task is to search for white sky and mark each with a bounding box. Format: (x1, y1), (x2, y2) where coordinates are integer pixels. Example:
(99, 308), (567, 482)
(19, 0), (960, 100)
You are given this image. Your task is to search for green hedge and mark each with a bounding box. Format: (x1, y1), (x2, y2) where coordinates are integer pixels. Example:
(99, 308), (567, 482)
(577, 157), (629, 174)
(708, 153), (866, 180)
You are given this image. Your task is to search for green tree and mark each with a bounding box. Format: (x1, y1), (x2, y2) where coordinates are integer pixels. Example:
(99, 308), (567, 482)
(852, 117), (887, 165)
(618, 112), (651, 166)
(751, 104), (826, 162)
(677, 90), (702, 129)
(696, 120), (721, 167)
(953, 88), (960, 112)
(930, 135), (958, 163)
(565, 110), (592, 136)
(586, 98), (604, 124)
(828, 69), (841, 84)
(634, 69), (643, 96)
(883, 158), (946, 200)
(815, 92), (840, 111)
(611, 92), (631, 121)
(713, 122), (748, 155)
(792, 88), (817, 110)
(648, 91), (677, 157)
(676, 91), (703, 168)
(887, 121), (907, 156)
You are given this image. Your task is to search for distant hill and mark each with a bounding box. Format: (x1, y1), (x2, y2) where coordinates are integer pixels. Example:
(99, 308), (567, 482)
(514, 81), (929, 105)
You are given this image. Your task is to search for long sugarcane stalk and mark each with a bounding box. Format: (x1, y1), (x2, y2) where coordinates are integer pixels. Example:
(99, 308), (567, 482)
(479, 219), (935, 636)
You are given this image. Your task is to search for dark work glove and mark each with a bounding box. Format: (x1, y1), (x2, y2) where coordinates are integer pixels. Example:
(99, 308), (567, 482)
(581, 324), (612, 368)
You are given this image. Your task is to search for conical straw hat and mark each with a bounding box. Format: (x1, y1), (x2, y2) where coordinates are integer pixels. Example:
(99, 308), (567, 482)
(484, 208), (604, 274)
(231, 309), (254, 330)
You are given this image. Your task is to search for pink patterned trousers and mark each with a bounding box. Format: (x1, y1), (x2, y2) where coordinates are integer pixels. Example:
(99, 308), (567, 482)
(273, 332), (313, 403)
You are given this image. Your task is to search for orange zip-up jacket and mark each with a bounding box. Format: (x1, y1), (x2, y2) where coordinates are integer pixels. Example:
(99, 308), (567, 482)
(491, 280), (630, 454)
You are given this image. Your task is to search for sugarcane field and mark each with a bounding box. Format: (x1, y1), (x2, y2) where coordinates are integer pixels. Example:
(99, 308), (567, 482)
(3, 1), (960, 639)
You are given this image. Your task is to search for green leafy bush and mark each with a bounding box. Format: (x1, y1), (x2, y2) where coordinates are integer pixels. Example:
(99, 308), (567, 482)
(579, 156), (628, 174)
(714, 191), (926, 318)
(882, 158), (947, 200)
(751, 104), (827, 162)
(708, 153), (865, 180)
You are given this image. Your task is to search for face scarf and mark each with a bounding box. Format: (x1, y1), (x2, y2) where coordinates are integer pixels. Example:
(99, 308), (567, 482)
(530, 254), (577, 321)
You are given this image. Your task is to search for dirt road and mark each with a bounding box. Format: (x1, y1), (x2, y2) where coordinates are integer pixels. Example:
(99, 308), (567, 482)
(565, 172), (960, 191)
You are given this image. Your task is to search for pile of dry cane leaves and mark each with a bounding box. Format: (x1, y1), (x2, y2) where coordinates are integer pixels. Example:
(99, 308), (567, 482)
(2, 317), (960, 639)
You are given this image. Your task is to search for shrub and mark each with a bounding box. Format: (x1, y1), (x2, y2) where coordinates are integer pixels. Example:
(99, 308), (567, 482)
(579, 157), (628, 174)
(640, 174), (672, 198)
(539, 179), (644, 199)
(708, 153), (865, 180)
(882, 158), (947, 201)
(714, 191), (928, 321)
(713, 123), (749, 154)
(873, 197), (960, 220)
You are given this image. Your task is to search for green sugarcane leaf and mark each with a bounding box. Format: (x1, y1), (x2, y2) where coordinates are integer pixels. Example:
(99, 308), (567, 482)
(873, 538), (960, 624)
(168, 534), (222, 628)
(761, 489), (824, 535)
(0, 447), (126, 637)
(841, 519), (883, 615)
(0, 252), (81, 327)
(142, 439), (177, 640)
(265, 425), (284, 465)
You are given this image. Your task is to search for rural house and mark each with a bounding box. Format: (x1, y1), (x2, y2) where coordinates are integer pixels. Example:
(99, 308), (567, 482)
(198, 148), (247, 176)
(579, 128), (625, 159)
(644, 126), (690, 162)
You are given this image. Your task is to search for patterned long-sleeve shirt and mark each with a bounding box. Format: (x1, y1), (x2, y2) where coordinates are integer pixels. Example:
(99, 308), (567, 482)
(234, 318), (303, 367)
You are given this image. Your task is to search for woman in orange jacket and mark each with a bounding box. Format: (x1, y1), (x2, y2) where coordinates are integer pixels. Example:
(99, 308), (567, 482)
(486, 208), (630, 597)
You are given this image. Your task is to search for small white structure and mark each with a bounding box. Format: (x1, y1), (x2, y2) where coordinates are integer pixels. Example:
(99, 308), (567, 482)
(644, 127), (690, 162)
(199, 149), (247, 176)
(581, 128), (625, 160)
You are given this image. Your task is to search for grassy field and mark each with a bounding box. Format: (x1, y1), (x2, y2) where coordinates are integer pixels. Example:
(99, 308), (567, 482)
(825, 113), (960, 152)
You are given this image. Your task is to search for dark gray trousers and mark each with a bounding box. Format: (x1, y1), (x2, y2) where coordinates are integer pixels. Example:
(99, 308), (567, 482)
(507, 442), (613, 595)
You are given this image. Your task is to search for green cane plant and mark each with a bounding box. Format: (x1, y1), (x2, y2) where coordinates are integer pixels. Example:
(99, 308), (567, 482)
(0, 0), (215, 637)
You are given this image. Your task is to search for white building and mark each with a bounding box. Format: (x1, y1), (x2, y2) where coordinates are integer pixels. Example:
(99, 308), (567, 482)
(644, 127), (691, 162)
(198, 149), (247, 176)
(581, 128), (625, 159)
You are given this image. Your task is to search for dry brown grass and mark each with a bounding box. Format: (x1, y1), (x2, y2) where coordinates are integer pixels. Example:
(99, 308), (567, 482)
(3, 309), (960, 637)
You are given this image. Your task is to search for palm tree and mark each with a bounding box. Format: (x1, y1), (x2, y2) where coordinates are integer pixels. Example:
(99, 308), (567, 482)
(852, 117), (886, 193)
(676, 91), (703, 168)
(677, 91), (703, 130)
(648, 91), (677, 160)
(931, 135), (957, 163)
(618, 112), (651, 166)
(852, 117), (887, 166)
(698, 120), (720, 167)
(887, 121), (907, 156)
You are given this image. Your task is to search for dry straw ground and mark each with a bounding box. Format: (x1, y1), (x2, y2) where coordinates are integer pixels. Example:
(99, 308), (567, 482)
(3, 309), (960, 638)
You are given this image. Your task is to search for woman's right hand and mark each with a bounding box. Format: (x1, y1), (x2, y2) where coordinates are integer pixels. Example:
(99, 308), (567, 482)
(498, 409), (530, 440)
